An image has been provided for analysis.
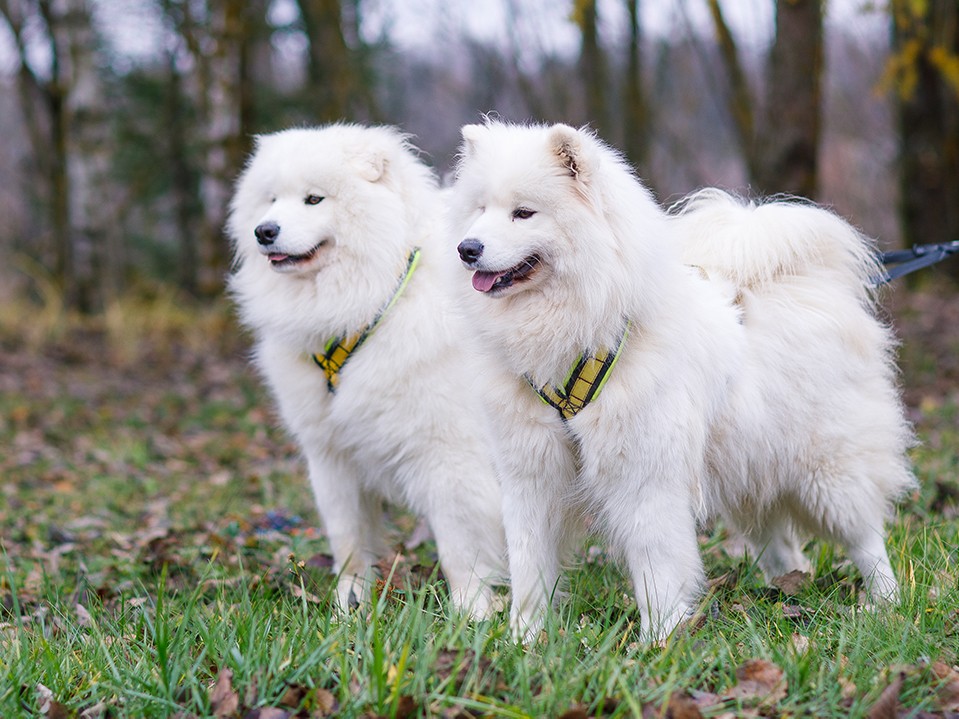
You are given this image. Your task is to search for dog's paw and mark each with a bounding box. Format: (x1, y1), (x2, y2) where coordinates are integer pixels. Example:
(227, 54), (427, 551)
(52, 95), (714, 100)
(336, 574), (369, 612)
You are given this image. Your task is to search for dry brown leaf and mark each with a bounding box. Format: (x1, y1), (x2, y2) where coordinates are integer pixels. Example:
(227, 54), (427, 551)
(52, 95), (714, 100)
(866, 670), (904, 719)
(929, 661), (959, 711)
(393, 695), (418, 719)
(723, 658), (787, 705)
(210, 668), (240, 718)
(557, 707), (589, 719)
(78, 701), (111, 719)
(45, 702), (72, 719)
(277, 684), (307, 708)
(433, 648), (490, 688)
(771, 570), (810, 595)
(241, 709), (289, 719)
(75, 603), (93, 627)
(687, 688), (722, 709)
(660, 691), (705, 718)
(312, 688), (338, 717)
(289, 584), (322, 604)
(790, 632), (811, 654)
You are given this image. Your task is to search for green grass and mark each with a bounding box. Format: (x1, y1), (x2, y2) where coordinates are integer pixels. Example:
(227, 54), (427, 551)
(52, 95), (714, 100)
(1, 294), (958, 717)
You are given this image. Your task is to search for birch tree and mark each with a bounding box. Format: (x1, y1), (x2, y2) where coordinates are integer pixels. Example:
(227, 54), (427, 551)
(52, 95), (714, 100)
(0, 0), (115, 311)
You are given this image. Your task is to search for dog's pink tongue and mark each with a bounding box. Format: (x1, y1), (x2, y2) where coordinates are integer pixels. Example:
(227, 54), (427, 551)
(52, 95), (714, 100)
(472, 270), (502, 293)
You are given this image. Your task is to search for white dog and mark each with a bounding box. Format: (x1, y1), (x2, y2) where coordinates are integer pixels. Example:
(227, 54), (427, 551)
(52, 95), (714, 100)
(448, 120), (915, 641)
(227, 124), (506, 617)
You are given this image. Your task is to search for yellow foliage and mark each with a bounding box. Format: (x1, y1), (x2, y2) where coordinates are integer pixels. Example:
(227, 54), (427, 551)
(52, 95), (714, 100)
(569, 0), (593, 30)
(880, 0), (959, 101)
(879, 37), (923, 100)
(929, 45), (959, 96)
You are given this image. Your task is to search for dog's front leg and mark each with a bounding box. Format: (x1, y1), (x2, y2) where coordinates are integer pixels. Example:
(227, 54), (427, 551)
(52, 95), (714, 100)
(305, 452), (385, 611)
(621, 494), (703, 643)
(503, 476), (566, 643)
(595, 470), (704, 644)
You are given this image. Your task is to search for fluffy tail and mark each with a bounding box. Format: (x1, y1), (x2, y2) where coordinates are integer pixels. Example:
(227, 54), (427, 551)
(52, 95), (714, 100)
(671, 189), (882, 299)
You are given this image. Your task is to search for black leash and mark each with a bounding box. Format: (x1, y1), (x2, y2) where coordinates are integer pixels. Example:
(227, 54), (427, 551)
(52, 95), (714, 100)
(875, 241), (959, 285)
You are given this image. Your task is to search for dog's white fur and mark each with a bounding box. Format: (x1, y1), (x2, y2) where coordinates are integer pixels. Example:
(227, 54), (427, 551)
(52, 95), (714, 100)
(227, 124), (506, 617)
(448, 120), (915, 641)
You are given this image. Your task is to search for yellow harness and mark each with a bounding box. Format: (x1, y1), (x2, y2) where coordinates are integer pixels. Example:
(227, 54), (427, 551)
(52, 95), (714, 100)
(526, 320), (631, 421)
(312, 247), (421, 393)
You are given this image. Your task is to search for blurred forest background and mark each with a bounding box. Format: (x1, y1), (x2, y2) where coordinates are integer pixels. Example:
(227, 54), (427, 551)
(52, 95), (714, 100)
(0, 0), (957, 314)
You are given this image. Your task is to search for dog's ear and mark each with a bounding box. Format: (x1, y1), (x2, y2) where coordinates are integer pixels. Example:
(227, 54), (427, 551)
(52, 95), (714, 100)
(460, 124), (485, 158)
(547, 124), (592, 182)
(353, 150), (388, 183)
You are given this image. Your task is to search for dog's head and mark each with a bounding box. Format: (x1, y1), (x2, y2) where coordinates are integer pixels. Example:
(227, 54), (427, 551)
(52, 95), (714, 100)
(227, 124), (431, 280)
(449, 121), (609, 299)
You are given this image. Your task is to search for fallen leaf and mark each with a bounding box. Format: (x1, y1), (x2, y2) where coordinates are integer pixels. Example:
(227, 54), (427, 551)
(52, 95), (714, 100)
(312, 688), (338, 716)
(241, 709), (289, 719)
(393, 695), (418, 719)
(79, 701), (111, 718)
(790, 632), (811, 654)
(45, 702), (72, 719)
(210, 668), (240, 718)
(866, 670), (904, 719)
(277, 684), (307, 708)
(929, 661), (959, 711)
(781, 604), (809, 622)
(771, 570), (810, 595)
(557, 707), (589, 719)
(75, 603), (93, 627)
(36, 683), (54, 713)
(688, 688), (722, 709)
(289, 584), (322, 604)
(723, 659), (787, 705)
(659, 691), (705, 718)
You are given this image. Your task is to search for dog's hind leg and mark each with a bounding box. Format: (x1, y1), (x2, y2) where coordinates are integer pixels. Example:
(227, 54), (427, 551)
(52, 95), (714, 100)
(791, 478), (900, 603)
(834, 517), (899, 602)
(736, 510), (812, 581)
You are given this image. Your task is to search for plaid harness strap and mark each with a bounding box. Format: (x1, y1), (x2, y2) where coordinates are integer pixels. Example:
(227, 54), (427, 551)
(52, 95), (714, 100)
(526, 320), (631, 421)
(311, 247), (421, 393)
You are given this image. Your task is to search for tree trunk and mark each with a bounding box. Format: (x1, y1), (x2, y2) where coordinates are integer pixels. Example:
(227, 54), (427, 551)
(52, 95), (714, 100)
(574, 0), (609, 134)
(196, 0), (247, 297)
(707, 0), (823, 198)
(706, 0), (759, 182)
(622, 0), (650, 173)
(165, 42), (198, 294)
(892, 0), (959, 278)
(57, 0), (116, 311)
(0, 0), (72, 296)
(297, 0), (354, 122)
(756, 0), (824, 198)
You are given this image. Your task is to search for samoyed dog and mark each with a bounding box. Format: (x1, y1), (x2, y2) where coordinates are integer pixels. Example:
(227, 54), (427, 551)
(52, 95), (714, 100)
(448, 120), (915, 641)
(227, 124), (506, 617)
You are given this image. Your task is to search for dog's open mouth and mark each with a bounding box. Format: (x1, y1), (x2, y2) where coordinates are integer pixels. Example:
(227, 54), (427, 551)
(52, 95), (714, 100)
(267, 240), (328, 269)
(472, 255), (540, 293)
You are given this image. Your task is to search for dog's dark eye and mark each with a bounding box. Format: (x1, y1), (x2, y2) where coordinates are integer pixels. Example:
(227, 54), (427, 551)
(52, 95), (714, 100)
(305, 194), (324, 205)
(512, 207), (536, 220)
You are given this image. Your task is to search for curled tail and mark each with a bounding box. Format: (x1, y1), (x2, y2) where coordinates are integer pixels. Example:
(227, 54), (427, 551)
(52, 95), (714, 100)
(671, 189), (882, 300)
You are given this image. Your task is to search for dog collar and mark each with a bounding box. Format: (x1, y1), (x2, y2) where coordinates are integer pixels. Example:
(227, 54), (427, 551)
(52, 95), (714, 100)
(526, 319), (631, 421)
(311, 247), (421, 393)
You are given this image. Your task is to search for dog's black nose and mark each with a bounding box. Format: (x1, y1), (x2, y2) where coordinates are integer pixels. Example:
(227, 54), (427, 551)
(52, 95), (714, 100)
(457, 238), (484, 264)
(255, 222), (280, 246)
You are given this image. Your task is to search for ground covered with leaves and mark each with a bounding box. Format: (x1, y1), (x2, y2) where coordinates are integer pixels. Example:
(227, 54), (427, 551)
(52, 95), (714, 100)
(1, 283), (959, 718)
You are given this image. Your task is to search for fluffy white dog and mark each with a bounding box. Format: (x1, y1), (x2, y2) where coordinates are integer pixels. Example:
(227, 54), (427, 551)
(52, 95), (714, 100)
(448, 120), (915, 641)
(227, 124), (506, 617)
